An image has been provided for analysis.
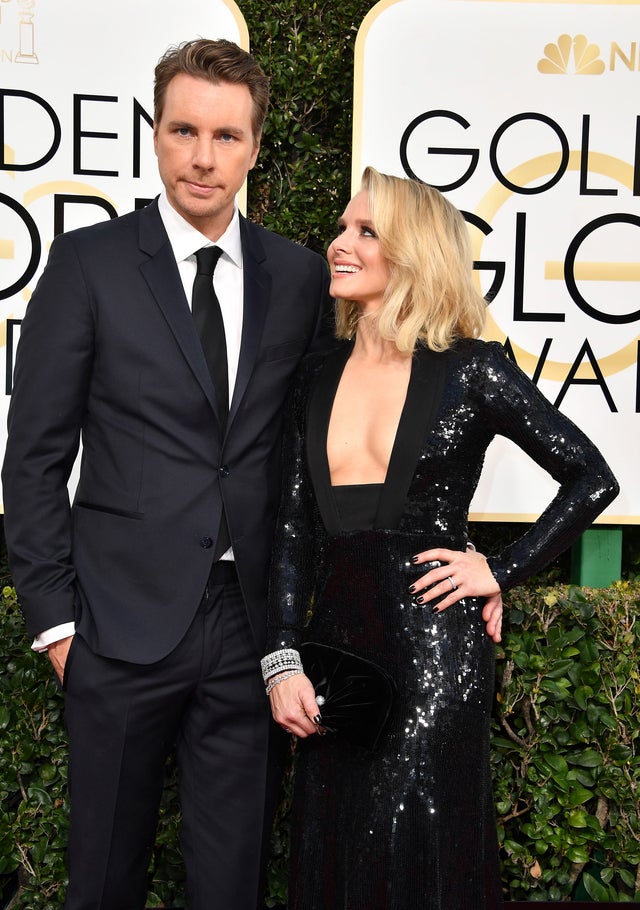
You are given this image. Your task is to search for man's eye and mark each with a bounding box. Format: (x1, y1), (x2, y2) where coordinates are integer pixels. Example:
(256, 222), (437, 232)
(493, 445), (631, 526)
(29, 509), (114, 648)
(177, 128), (191, 137)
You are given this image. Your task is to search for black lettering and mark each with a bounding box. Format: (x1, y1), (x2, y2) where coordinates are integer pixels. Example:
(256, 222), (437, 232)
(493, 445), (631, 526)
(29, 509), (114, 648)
(513, 212), (564, 321)
(636, 340), (640, 414)
(132, 98), (153, 179)
(0, 89), (61, 171)
(399, 110), (479, 191)
(634, 115), (640, 197)
(580, 116), (617, 196)
(0, 193), (41, 300)
(5, 318), (21, 395)
(53, 194), (118, 236)
(554, 340), (617, 412)
(502, 336), (553, 386)
(463, 211), (505, 303)
(490, 113), (569, 195)
(531, 338), (554, 385)
(565, 214), (640, 324)
(73, 94), (118, 176)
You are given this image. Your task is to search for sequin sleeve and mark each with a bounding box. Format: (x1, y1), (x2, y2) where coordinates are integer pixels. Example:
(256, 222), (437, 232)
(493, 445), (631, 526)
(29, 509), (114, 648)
(265, 355), (326, 654)
(476, 342), (620, 590)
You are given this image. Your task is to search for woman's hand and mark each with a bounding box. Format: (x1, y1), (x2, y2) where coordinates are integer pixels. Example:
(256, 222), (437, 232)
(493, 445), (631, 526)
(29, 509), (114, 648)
(409, 547), (503, 641)
(268, 672), (323, 738)
(482, 591), (503, 643)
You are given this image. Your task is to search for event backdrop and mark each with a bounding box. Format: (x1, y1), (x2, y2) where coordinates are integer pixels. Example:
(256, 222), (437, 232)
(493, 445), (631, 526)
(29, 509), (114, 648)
(0, 0), (246, 507)
(0, 0), (637, 523)
(353, 0), (637, 522)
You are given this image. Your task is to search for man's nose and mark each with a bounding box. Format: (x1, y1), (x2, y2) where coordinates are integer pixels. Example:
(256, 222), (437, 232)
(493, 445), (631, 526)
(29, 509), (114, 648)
(192, 138), (215, 169)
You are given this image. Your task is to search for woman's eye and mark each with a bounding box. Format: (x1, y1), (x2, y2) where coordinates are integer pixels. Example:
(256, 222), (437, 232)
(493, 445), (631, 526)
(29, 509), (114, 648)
(362, 227), (377, 238)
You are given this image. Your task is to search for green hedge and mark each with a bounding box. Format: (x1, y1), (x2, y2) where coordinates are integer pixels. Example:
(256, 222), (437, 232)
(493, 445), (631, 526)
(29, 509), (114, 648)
(1, 580), (639, 907)
(494, 582), (640, 902)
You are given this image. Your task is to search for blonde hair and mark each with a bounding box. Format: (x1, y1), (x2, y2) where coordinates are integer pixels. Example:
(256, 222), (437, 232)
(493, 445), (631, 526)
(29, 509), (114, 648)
(335, 167), (486, 353)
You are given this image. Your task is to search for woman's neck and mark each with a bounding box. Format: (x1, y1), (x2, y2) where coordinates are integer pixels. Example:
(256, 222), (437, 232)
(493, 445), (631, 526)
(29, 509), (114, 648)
(352, 320), (410, 365)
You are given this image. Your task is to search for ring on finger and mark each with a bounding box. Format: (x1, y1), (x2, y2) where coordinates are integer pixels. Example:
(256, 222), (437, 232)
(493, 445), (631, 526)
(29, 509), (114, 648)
(447, 576), (457, 591)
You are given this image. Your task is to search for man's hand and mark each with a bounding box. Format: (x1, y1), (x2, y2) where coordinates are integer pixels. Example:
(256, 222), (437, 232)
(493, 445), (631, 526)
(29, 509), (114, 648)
(47, 635), (74, 685)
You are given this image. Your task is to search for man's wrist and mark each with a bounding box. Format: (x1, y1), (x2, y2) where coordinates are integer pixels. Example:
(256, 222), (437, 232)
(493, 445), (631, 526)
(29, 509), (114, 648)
(32, 622), (76, 653)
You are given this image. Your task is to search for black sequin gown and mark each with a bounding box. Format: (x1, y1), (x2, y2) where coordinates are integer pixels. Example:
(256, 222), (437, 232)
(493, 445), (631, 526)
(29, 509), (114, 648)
(266, 339), (619, 910)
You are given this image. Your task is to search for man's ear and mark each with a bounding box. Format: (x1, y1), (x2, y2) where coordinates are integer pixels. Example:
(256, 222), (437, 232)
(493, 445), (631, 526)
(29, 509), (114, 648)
(249, 135), (261, 170)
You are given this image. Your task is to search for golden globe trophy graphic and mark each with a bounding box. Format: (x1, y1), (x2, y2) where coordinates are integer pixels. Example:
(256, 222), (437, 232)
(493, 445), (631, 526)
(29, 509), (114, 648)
(15, 0), (38, 64)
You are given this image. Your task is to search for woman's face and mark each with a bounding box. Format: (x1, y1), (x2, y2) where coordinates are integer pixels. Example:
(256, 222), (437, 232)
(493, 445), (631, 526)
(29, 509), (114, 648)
(327, 190), (390, 311)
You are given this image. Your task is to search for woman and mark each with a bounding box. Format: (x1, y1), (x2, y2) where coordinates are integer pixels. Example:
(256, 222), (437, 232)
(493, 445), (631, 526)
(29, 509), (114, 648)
(261, 168), (619, 909)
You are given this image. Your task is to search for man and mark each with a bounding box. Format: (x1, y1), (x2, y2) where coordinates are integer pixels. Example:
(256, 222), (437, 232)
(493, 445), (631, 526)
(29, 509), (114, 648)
(2, 39), (330, 910)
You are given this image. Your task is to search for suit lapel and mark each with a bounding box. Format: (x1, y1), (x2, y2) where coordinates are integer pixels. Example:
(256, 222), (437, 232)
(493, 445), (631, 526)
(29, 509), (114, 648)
(137, 199), (222, 422)
(227, 217), (271, 430)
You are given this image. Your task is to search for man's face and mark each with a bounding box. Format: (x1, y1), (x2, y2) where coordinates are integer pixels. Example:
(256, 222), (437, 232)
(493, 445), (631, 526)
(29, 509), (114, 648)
(154, 73), (260, 240)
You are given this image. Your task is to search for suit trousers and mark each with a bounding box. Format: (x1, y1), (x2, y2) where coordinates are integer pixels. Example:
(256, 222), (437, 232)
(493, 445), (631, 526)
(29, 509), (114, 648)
(62, 562), (270, 910)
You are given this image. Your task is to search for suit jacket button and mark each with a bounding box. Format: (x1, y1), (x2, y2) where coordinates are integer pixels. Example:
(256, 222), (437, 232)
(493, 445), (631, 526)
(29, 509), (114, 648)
(200, 536), (213, 549)
(219, 465), (230, 478)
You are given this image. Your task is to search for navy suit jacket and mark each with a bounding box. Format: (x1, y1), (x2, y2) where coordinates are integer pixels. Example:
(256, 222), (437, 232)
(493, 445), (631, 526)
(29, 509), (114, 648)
(2, 199), (331, 663)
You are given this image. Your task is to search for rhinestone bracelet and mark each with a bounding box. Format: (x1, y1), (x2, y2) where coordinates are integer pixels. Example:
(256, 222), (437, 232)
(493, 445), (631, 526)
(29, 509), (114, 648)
(265, 669), (303, 696)
(260, 647), (303, 684)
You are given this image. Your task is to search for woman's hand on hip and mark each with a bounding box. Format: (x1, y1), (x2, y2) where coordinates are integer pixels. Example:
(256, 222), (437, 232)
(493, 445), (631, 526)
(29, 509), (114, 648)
(408, 547), (502, 640)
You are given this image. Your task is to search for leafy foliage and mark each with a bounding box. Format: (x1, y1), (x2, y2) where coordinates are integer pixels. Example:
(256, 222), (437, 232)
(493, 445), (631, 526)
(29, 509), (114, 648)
(2, 580), (639, 906)
(494, 583), (640, 902)
(0, 586), (68, 909)
(245, 0), (371, 254)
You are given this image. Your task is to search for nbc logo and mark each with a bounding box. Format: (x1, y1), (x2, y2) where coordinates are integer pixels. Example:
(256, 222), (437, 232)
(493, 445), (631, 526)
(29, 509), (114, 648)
(538, 34), (605, 75)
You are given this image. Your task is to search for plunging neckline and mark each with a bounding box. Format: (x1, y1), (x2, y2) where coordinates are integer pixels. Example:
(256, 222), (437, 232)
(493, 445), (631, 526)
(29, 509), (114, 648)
(327, 354), (414, 490)
(305, 342), (449, 536)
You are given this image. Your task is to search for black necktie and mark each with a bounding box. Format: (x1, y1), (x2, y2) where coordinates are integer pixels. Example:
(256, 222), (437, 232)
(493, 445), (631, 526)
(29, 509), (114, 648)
(192, 246), (228, 428)
(192, 246), (231, 559)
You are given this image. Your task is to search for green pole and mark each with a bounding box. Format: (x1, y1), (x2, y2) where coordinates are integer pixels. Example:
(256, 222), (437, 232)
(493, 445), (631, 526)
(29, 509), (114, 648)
(570, 528), (622, 587)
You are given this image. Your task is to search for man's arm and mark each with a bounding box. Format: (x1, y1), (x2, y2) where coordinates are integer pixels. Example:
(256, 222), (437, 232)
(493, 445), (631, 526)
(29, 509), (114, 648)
(2, 231), (94, 639)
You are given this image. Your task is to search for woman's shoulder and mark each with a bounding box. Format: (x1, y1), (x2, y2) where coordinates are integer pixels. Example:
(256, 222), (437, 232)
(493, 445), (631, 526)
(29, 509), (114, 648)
(446, 336), (508, 369)
(441, 337), (529, 395)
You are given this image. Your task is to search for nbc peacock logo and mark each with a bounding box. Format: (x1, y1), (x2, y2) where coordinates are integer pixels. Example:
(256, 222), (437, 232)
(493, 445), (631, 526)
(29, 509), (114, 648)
(538, 34), (605, 75)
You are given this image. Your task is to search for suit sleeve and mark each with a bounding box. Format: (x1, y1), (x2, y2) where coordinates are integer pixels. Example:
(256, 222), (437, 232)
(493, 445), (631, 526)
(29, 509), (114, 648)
(477, 343), (620, 591)
(307, 260), (334, 354)
(2, 231), (95, 636)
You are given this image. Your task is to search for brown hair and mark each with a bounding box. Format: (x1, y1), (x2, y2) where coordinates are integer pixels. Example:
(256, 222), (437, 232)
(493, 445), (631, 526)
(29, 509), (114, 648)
(335, 167), (487, 353)
(154, 39), (269, 142)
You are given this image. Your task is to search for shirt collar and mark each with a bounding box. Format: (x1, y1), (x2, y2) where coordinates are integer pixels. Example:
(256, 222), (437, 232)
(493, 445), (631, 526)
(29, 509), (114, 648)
(158, 191), (242, 268)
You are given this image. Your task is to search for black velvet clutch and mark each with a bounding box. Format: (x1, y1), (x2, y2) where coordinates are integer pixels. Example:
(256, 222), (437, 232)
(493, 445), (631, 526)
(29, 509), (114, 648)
(300, 642), (395, 752)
